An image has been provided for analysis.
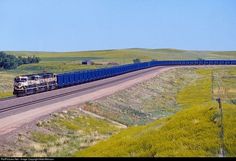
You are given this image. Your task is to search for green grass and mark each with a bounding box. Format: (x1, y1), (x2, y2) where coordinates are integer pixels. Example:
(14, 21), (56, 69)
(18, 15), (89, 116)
(31, 131), (57, 144)
(10, 109), (123, 157)
(40, 56), (103, 62)
(211, 67), (236, 102)
(74, 67), (236, 157)
(0, 71), (16, 98)
(6, 49), (236, 63)
(0, 92), (13, 98)
(5, 49), (236, 73)
(54, 115), (120, 135)
(15, 62), (106, 74)
(83, 68), (199, 126)
(224, 104), (236, 155)
(75, 104), (221, 157)
(176, 69), (212, 108)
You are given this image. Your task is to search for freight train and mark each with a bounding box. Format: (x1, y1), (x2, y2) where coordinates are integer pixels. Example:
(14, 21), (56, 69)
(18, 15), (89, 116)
(13, 59), (236, 97)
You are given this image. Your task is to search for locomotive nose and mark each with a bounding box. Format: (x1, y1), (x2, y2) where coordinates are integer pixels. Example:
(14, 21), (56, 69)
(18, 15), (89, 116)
(15, 82), (22, 87)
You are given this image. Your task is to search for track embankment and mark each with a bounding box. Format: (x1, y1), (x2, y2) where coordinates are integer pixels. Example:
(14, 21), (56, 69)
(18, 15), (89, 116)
(0, 65), (232, 136)
(0, 66), (174, 135)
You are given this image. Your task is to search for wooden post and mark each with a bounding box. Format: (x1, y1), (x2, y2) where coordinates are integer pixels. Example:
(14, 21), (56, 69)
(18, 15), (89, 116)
(212, 71), (214, 100)
(216, 97), (224, 157)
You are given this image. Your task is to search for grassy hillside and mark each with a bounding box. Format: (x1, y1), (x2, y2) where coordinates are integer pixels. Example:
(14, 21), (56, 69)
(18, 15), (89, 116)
(75, 67), (236, 157)
(0, 107), (124, 157)
(6, 48), (236, 64)
(82, 68), (199, 126)
(1, 48), (236, 98)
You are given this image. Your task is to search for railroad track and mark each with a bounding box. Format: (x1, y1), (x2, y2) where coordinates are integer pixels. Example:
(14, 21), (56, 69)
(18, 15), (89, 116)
(0, 64), (233, 115)
(0, 66), (167, 114)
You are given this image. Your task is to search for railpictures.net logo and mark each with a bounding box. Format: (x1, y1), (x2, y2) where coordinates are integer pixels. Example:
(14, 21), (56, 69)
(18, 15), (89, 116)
(1, 158), (54, 161)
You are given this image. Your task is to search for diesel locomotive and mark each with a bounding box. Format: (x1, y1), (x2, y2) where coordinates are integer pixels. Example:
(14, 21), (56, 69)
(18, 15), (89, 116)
(13, 73), (57, 97)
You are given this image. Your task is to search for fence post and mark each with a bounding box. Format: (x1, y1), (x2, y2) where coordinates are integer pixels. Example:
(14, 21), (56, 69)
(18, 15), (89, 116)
(216, 97), (225, 157)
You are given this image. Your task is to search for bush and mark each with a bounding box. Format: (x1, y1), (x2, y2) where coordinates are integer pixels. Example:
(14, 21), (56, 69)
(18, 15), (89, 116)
(0, 51), (40, 70)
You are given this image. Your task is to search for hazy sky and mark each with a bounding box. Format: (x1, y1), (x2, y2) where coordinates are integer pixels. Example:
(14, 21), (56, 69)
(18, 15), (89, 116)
(0, 0), (236, 51)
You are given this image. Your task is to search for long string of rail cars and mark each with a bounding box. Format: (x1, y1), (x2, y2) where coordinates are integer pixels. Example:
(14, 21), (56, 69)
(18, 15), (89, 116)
(13, 59), (236, 97)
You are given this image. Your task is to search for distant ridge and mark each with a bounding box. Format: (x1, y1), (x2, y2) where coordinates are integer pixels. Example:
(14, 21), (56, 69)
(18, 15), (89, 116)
(4, 48), (236, 54)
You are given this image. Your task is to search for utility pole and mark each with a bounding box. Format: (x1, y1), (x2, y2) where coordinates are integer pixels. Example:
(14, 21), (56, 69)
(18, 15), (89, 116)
(216, 97), (225, 157)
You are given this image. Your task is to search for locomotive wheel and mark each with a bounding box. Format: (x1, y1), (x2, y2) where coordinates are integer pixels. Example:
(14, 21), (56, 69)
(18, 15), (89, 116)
(17, 93), (25, 97)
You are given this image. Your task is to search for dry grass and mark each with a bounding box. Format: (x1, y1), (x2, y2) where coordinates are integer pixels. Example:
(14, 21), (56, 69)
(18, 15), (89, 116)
(0, 107), (124, 157)
(82, 68), (200, 125)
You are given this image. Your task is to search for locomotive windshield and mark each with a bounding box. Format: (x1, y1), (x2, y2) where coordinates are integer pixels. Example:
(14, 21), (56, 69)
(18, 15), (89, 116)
(15, 78), (27, 83)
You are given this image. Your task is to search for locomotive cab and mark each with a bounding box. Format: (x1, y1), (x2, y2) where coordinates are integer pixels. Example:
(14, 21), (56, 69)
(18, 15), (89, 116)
(13, 76), (29, 96)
